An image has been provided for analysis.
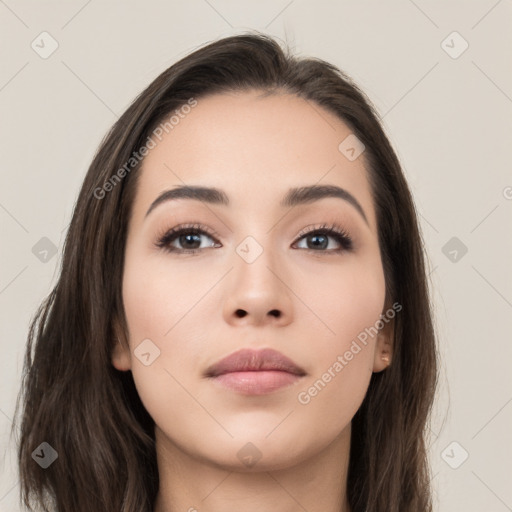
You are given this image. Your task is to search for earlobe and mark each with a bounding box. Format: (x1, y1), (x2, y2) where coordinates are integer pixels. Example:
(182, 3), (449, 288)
(373, 339), (392, 373)
(372, 317), (394, 373)
(111, 337), (132, 371)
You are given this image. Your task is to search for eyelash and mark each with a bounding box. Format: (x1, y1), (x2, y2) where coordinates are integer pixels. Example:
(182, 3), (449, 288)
(154, 222), (353, 255)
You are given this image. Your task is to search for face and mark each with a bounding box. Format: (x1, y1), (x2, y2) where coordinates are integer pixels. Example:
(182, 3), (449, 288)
(112, 90), (393, 471)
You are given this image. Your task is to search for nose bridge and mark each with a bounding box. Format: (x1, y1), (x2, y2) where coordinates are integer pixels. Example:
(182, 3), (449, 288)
(233, 231), (280, 294)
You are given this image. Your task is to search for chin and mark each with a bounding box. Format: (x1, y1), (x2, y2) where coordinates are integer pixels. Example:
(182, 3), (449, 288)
(207, 446), (311, 474)
(194, 432), (323, 474)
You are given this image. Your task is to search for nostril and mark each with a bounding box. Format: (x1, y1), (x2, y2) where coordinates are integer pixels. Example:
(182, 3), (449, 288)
(234, 309), (281, 318)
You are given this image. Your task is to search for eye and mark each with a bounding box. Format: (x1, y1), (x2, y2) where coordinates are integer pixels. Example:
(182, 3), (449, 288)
(293, 223), (353, 254)
(154, 223), (221, 254)
(154, 221), (353, 255)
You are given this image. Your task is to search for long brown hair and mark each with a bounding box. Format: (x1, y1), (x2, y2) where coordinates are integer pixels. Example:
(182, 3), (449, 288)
(13, 32), (438, 511)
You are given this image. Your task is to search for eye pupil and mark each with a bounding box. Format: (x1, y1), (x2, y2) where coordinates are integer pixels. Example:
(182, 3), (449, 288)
(308, 234), (328, 250)
(180, 233), (201, 249)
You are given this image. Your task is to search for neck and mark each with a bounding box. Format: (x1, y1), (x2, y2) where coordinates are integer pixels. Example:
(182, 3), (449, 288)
(153, 424), (352, 512)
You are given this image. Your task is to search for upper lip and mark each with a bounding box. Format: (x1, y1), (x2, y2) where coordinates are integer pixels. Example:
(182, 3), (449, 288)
(205, 348), (306, 377)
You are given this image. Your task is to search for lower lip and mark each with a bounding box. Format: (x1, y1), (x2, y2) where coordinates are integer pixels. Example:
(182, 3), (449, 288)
(211, 371), (302, 395)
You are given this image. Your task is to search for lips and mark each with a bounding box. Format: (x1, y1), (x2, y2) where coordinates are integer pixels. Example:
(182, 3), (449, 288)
(205, 348), (306, 395)
(205, 348), (306, 377)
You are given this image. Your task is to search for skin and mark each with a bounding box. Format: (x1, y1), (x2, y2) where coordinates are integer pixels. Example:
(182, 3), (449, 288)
(111, 90), (394, 512)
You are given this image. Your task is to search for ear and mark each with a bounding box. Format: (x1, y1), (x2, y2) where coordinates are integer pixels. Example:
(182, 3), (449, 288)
(372, 312), (394, 373)
(111, 337), (132, 371)
(111, 319), (132, 371)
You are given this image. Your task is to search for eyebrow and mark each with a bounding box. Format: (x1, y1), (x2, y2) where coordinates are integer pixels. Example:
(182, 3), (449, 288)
(145, 184), (369, 225)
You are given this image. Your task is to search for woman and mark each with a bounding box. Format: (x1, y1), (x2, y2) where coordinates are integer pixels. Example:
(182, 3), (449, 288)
(14, 32), (438, 511)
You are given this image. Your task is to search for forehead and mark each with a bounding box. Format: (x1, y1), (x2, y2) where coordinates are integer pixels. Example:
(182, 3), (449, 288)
(131, 90), (376, 228)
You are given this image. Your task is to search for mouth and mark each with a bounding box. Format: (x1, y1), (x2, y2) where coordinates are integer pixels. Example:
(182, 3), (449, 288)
(205, 348), (306, 396)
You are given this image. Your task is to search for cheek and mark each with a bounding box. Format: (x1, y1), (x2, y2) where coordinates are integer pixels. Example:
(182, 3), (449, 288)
(121, 260), (209, 442)
(122, 247), (212, 354)
(295, 251), (386, 349)
(289, 255), (385, 431)
(121, 248), (219, 422)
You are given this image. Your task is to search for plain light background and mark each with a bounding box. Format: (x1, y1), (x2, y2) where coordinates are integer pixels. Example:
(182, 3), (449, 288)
(1, 1), (511, 510)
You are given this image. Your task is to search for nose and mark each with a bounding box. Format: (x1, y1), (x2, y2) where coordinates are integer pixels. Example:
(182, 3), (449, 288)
(222, 241), (294, 328)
